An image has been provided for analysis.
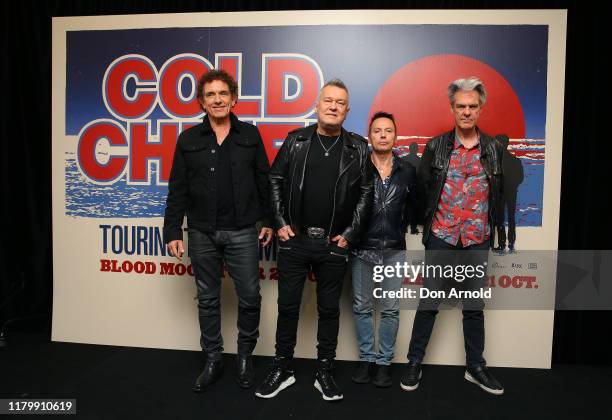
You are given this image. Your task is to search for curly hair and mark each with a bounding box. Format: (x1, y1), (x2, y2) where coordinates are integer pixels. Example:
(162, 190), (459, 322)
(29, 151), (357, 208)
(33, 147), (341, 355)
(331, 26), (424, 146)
(196, 69), (239, 104)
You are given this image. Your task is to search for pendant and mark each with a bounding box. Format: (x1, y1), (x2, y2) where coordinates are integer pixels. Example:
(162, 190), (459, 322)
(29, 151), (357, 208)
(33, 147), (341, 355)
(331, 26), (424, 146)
(324, 152), (329, 157)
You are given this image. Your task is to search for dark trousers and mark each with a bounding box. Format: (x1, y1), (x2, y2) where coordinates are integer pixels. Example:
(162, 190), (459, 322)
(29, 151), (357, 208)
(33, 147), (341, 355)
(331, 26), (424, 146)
(496, 191), (517, 247)
(275, 235), (349, 360)
(188, 226), (261, 359)
(408, 234), (489, 367)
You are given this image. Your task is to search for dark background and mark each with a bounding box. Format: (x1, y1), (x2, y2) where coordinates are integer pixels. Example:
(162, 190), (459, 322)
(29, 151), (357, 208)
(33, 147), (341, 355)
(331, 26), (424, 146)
(0, 0), (608, 364)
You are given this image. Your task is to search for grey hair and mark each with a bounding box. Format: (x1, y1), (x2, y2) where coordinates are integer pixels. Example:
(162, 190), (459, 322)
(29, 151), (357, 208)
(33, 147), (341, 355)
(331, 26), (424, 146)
(448, 77), (487, 106)
(318, 78), (349, 103)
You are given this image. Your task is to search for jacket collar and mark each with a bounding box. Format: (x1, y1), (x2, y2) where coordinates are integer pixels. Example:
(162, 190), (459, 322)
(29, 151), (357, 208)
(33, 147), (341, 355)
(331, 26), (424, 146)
(445, 126), (491, 155)
(296, 124), (317, 141)
(301, 124), (359, 176)
(453, 134), (481, 153)
(200, 112), (241, 136)
(300, 124), (355, 145)
(390, 152), (403, 176)
(371, 151), (402, 177)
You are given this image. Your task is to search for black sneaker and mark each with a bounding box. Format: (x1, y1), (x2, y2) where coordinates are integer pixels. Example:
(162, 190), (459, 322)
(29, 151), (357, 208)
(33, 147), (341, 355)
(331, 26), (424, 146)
(351, 361), (375, 384)
(372, 364), (392, 388)
(254, 357), (296, 399)
(465, 365), (504, 395)
(400, 360), (422, 391)
(314, 359), (343, 401)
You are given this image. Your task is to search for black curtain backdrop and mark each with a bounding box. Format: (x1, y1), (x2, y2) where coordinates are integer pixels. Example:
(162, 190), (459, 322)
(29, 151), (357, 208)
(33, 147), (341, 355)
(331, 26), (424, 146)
(1, 0), (609, 364)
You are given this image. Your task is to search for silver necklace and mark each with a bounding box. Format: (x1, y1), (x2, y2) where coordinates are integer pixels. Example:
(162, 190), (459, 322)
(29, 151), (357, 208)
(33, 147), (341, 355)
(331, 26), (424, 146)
(317, 132), (341, 157)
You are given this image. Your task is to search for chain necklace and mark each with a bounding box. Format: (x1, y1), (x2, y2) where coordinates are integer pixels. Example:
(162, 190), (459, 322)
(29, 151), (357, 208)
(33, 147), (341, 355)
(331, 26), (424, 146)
(316, 132), (341, 157)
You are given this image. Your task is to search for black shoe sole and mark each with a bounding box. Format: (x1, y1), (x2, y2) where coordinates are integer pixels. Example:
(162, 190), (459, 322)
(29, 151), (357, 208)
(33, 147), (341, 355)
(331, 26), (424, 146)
(400, 371), (422, 391)
(314, 379), (343, 401)
(193, 370), (223, 393)
(236, 377), (255, 389)
(254, 376), (296, 399)
(372, 379), (392, 388)
(464, 371), (504, 395)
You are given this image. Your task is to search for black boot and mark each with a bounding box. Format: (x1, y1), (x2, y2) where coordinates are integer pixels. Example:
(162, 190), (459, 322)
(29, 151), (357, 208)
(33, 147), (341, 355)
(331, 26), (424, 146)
(314, 359), (343, 401)
(236, 354), (255, 389)
(193, 358), (224, 393)
(351, 361), (375, 384)
(372, 364), (392, 388)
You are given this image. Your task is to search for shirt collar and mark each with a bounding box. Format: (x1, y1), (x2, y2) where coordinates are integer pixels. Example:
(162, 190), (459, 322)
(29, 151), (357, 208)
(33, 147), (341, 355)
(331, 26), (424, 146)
(454, 127), (481, 150)
(200, 112), (241, 136)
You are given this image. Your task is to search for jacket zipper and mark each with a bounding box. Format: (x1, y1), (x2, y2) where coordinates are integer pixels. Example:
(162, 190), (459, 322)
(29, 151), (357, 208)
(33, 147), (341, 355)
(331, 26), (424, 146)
(287, 137), (299, 226)
(288, 136), (311, 228)
(327, 148), (357, 238)
(299, 138), (311, 190)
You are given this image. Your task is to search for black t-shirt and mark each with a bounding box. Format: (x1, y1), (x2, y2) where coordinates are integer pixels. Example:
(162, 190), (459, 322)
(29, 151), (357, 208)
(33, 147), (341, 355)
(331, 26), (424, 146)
(215, 136), (237, 229)
(301, 134), (342, 229)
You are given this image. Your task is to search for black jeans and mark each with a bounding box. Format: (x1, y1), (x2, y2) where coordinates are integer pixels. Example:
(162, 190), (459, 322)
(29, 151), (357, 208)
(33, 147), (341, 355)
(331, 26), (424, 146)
(407, 234), (489, 367)
(275, 235), (349, 360)
(188, 226), (261, 359)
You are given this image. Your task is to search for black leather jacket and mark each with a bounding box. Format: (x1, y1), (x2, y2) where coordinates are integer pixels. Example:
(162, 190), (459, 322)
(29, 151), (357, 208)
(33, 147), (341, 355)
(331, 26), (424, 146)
(358, 154), (418, 250)
(269, 124), (374, 245)
(419, 128), (503, 245)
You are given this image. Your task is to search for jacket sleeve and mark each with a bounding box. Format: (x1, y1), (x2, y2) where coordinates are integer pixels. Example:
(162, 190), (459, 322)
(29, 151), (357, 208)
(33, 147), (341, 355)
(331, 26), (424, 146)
(269, 135), (293, 230)
(341, 145), (374, 245)
(254, 128), (272, 228)
(404, 162), (419, 232)
(163, 139), (188, 243)
(417, 141), (435, 221)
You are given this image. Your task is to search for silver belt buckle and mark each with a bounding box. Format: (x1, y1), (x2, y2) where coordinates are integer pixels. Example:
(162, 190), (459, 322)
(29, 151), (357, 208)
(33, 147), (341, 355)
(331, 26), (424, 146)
(306, 227), (326, 239)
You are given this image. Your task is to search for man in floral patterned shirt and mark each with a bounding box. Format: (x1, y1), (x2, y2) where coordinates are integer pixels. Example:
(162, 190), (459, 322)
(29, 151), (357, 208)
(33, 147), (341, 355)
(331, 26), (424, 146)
(401, 77), (505, 395)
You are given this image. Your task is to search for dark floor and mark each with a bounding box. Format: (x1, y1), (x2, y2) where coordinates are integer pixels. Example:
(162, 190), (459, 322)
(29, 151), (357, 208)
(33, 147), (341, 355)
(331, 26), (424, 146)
(1, 333), (610, 420)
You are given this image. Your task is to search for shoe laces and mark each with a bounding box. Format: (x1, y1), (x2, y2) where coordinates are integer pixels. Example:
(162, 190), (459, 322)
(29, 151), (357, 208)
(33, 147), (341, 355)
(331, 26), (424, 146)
(318, 367), (338, 390)
(263, 360), (288, 384)
(405, 362), (420, 377)
(479, 367), (495, 382)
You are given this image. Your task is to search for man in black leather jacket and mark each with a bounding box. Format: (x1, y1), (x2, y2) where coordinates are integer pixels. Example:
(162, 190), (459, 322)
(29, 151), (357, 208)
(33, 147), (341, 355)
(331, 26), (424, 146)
(255, 79), (373, 401)
(349, 112), (417, 388)
(418, 129), (503, 246)
(401, 77), (505, 395)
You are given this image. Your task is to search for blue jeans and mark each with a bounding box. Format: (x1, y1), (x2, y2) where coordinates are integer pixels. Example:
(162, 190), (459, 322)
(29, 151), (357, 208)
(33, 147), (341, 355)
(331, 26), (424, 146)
(188, 226), (261, 359)
(351, 250), (405, 365)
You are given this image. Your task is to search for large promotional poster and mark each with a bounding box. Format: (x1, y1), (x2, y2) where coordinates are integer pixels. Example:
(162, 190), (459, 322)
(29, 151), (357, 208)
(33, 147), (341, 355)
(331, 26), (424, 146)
(52, 10), (567, 368)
